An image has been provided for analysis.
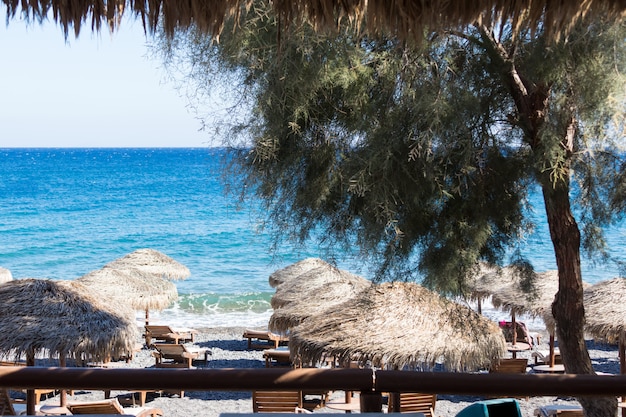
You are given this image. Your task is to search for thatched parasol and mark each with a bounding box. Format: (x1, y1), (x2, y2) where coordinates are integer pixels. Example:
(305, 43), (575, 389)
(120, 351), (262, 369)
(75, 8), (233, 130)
(0, 267), (12, 283)
(465, 262), (507, 314)
(583, 278), (626, 375)
(269, 277), (372, 333)
(270, 264), (369, 309)
(104, 248), (190, 280)
(0, 278), (139, 414)
(491, 269), (559, 330)
(290, 281), (506, 372)
(77, 266), (178, 325)
(2, 0), (624, 42)
(268, 258), (332, 288)
(489, 269), (589, 366)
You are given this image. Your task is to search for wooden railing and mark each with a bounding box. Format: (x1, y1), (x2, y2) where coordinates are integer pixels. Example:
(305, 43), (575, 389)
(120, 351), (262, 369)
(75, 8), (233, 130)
(1, 367), (625, 401)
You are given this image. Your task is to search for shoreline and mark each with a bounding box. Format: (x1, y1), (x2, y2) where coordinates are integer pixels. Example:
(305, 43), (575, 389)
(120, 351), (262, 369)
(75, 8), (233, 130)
(26, 326), (621, 417)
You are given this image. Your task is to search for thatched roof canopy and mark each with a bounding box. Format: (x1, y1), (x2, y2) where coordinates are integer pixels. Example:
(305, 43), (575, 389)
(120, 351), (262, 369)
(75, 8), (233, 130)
(583, 278), (626, 344)
(490, 270), (558, 321)
(489, 270), (591, 334)
(270, 264), (369, 309)
(105, 248), (190, 280)
(268, 258), (332, 288)
(77, 266), (178, 312)
(269, 278), (372, 333)
(0, 267), (12, 284)
(3, 0), (624, 40)
(465, 262), (508, 303)
(0, 278), (138, 361)
(290, 282), (506, 372)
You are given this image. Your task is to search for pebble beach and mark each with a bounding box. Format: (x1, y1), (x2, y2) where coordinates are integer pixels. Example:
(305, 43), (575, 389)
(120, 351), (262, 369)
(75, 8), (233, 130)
(25, 325), (620, 417)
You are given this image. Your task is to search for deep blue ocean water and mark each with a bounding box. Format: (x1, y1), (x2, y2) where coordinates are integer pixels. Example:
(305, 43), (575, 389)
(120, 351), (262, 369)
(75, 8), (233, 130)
(1, 148), (624, 328)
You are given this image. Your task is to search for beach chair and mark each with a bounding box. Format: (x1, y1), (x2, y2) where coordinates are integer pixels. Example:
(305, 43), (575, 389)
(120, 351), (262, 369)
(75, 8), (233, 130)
(490, 358), (529, 374)
(498, 321), (539, 347)
(243, 329), (289, 349)
(532, 348), (562, 365)
(489, 358), (529, 400)
(68, 398), (163, 417)
(0, 388), (17, 416)
(152, 343), (207, 368)
(534, 405), (584, 416)
(252, 390), (309, 413)
(144, 324), (196, 346)
(387, 392), (437, 416)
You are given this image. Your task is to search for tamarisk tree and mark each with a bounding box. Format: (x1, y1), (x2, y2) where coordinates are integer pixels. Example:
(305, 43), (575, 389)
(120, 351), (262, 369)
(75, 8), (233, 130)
(155, 4), (625, 414)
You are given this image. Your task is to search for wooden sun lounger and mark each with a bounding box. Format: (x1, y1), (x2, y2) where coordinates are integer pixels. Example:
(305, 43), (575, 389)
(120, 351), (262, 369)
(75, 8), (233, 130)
(152, 343), (209, 368)
(387, 392), (437, 416)
(252, 390), (307, 413)
(68, 398), (163, 417)
(243, 329), (289, 349)
(144, 325), (197, 346)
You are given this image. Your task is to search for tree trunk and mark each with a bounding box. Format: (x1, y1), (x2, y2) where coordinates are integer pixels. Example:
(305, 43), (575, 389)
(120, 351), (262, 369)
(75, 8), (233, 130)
(541, 175), (617, 416)
(477, 25), (617, 416)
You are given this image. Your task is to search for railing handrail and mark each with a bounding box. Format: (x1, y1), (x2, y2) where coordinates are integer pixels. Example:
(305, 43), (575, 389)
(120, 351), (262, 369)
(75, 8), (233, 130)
(0, 367), (625, 397)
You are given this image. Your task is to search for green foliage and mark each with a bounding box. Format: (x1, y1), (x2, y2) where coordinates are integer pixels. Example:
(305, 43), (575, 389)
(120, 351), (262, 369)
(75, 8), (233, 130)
(153, 2), (626, 295)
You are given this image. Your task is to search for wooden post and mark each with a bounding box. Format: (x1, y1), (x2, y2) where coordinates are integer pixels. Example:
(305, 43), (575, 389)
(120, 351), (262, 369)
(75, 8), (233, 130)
(359, 391), (383, 412)
(59, 355), (67, 407)
(549, 333), (556, 368)
(26, 352), (35, 416)
(618, 331), (626, 417)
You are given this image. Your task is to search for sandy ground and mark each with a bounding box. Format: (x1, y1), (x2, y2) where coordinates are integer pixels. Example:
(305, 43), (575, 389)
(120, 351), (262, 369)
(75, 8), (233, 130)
(21, 326), (620, 417)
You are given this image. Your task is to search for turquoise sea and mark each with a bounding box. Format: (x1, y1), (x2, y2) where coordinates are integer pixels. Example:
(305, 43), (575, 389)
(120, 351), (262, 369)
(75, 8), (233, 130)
(1, 148), (624, 329)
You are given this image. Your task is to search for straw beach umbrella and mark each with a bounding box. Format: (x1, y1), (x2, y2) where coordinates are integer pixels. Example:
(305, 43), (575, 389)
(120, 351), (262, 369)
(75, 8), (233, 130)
(489, 269), (585, 365)
(491, 269), (559, 330)
(290, 281), (506, 372)
(0, 278), (139, 414)
(268, 258), (332, 288)
(465, 262), (507, 314)
(271, 264), (369, 309)
(3, 1), (623, 43)
(583, 278), (626, 374)
(0, 267), (12, 283)
(269, 276), (372, 333)
(77, 266), (178, 326)
(105, 248), (190, 280)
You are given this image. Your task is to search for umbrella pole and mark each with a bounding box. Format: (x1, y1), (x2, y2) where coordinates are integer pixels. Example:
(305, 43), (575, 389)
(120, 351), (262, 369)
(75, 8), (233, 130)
(477, 299), (482, 315)
(549, 333), (556, 368)
(26, 352), (36, 415)
(511, 311), (517, 346)
(59, 355), (67, 407)
(619, 331), (626, 417)
(145, 309), (149, 326)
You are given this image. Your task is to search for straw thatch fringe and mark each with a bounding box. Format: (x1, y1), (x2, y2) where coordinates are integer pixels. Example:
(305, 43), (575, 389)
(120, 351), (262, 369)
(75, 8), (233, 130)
(0, 278), (138, 362)
(584, 278), (626, 343)
(270, 264), (369, 309)
(268, 258), (331, 288)
(3, 0), (625, 40)
(290, 282), (506, 372)
(105, 248), (190, 280)
(465, 262), (507, 303)
(269, 279), (372, 333)
(490, 270), (558, 321)
(77, 266), (178, 311)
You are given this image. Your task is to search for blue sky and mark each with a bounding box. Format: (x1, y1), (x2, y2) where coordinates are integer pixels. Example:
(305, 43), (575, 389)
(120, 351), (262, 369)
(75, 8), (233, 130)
(1, 13), (213, 148)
